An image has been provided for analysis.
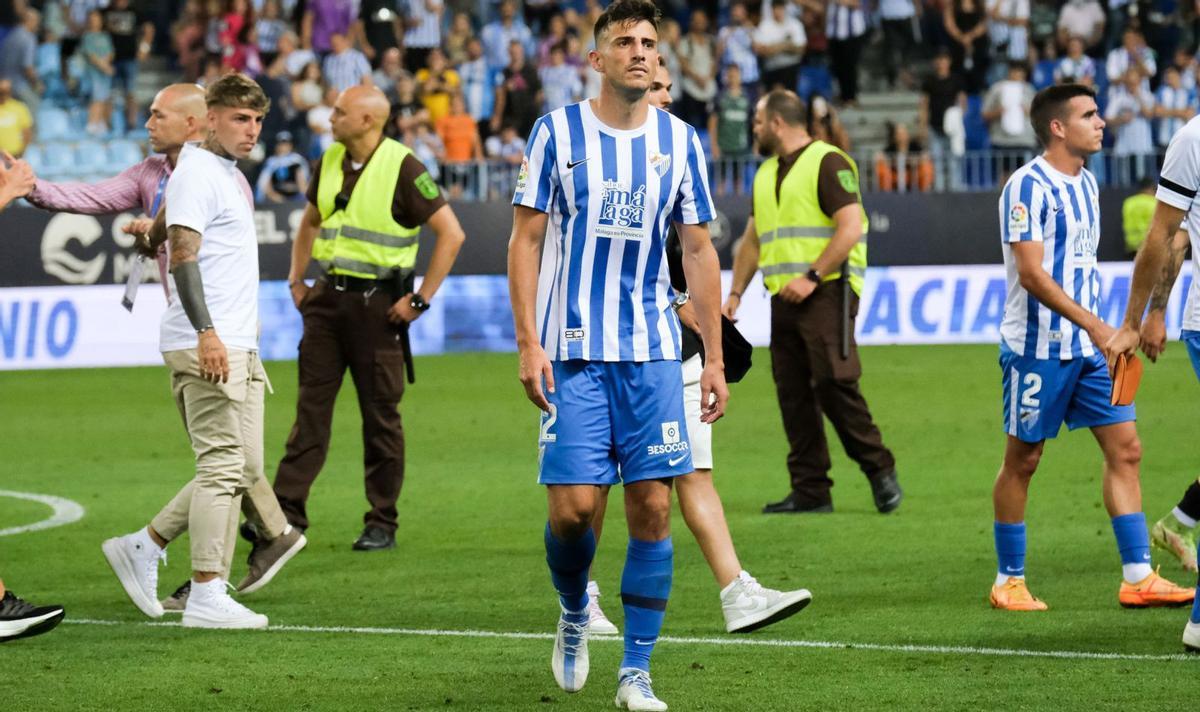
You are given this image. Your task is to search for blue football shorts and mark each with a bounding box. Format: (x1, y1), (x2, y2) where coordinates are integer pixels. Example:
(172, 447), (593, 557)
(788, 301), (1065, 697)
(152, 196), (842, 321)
(1183, 330), (1200, 382)
(999, 343), (1135, 443)
(537, 360), (694, 486)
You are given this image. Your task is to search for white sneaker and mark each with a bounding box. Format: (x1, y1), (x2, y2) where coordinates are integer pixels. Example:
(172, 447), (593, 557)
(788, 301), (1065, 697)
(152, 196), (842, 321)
(586, 580), (618, 634)
(720, 571), (812, 634)
(181, 579), (268, 630)
(551, 605), (589, 692)
(615, 667), (667, 711)
(102, 529), (166, 619)
(1184, 620), (1200, 651)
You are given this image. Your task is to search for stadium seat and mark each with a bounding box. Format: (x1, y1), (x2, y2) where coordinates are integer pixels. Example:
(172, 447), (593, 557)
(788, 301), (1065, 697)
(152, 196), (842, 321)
(22, 145), (44, 174)
(107, 139), (145, 169)
(35, 142), (76, 178)
(74, 140), (109, 173)
(35, 108), (71, 141)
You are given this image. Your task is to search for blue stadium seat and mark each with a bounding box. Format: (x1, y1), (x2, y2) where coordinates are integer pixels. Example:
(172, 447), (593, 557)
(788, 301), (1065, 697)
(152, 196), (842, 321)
(35, 142), (76, 177)
(107, 139), (144, 169)
(35, 108), (71, 141)
(74, 140), (109, 172)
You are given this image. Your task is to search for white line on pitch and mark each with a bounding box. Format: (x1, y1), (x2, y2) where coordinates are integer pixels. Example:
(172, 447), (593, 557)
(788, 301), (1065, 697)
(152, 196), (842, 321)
(63, 618), (1199, 662)
(0, 490), (86, 537)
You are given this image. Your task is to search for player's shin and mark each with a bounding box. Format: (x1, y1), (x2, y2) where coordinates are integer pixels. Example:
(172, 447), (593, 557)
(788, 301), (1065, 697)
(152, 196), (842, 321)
(545, 523), (596, 612)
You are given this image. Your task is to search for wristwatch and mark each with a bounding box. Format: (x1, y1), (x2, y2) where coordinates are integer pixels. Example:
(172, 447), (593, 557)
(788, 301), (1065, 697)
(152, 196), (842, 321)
(410, 294), (431, 312)
(803, 268), (822, 285)
(670, 292), (690, 310)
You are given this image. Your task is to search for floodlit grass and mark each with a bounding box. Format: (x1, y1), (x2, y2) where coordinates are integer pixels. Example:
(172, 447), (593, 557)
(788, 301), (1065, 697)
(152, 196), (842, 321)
(2, 345), (1198, 710)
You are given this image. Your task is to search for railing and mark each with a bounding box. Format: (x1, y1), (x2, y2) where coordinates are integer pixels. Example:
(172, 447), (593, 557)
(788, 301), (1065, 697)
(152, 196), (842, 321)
(428, 150), (1166, 201)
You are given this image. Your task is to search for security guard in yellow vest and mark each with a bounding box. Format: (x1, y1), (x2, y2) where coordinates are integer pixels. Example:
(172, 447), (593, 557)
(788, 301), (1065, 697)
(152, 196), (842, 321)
(724, 89), (900, 515)
(271, 85), (466, 551)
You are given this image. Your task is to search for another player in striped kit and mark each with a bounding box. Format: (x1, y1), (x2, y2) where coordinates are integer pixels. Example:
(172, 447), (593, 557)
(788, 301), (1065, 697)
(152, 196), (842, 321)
(990, 83), (1193, 612)
(507, 0), (728, 708)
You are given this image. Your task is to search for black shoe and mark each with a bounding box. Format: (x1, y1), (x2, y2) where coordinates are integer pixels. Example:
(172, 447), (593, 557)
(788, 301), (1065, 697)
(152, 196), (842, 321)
(0, 590), (65, 642)
(762, 492), (834, 514)
(870, 471), (903, 514)
(160, 580), (191, 612)
(352, 526), (396, 551)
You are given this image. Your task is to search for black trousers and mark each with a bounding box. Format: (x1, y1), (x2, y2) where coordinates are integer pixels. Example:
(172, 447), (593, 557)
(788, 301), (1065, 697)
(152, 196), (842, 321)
(827, 35), (864, 103)
(273, 279), (407, 533)
(769, 285), (895, 507)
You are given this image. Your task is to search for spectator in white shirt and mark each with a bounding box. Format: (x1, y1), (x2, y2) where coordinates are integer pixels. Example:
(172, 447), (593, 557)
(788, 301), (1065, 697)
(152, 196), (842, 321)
(276, 31), (315, 79)
(981, 63), (1037, 151)
(1169, 47), (1197, 91)
(1106, 68), (1156, 167)
(538, 42), (581, 113)
(321, 32), (370, 91)
(754, 0), (806, 92)
(1054, 36), (1097, 84)
(403, 0), (442, 73)
(1155, 66), (1196, 146)
(307, 84), (338, 154)
(988, 0), (1030, 63)
(1056, 0), (1105, 54)
(677, 9), (718, 131)
(481, 0), (534, 70)
(1106, 27), (1156, 84)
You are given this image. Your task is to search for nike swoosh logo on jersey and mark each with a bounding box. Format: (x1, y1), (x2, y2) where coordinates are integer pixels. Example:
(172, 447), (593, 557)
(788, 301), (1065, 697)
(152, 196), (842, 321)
(668, 454), (688, 467)
(566, 158), (590, 171)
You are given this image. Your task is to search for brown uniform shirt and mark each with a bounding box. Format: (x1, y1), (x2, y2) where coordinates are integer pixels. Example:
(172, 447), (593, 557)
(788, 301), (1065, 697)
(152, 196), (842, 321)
(306, 146), (447, 228)
(753, 140), (861, 218)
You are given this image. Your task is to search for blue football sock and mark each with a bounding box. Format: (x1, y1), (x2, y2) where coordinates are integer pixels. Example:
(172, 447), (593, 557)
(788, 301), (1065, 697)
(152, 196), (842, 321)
(1192, 541), (1200, 625)
(544, 523), (595, 614)
(1111, 513), (1152, 567)
(994, 522), (1026, 578)
(620, 537), (673, 672)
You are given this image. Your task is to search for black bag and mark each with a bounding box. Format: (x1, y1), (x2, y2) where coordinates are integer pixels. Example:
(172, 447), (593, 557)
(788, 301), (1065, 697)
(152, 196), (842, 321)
(721, 315), (753, 384)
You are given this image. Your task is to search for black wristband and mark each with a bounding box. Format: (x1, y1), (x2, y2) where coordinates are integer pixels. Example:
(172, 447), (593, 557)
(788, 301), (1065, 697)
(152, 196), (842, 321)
(410, 293), (431, 312)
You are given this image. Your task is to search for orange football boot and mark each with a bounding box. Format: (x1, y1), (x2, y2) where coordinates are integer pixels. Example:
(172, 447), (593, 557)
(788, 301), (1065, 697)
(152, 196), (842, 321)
(989, 578), (1048, 611)
(1118, 567), (1196, 608)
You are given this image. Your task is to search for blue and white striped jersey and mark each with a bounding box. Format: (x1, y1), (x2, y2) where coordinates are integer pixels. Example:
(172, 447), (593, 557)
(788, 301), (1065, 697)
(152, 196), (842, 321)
(999, 155), (1102, 360)
(513, 100), (714, 362)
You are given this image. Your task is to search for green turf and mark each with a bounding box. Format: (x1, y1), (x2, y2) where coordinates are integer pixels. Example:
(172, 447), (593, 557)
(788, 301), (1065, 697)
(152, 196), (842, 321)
(2, 344), (1199, 710)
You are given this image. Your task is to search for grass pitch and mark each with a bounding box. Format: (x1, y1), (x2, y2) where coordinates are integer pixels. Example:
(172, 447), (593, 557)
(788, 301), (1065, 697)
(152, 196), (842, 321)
(2, 344), (1199, 710)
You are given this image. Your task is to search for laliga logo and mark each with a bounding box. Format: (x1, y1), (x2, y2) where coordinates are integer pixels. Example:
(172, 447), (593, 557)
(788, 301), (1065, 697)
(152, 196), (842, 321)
(41, 213), (105, 285)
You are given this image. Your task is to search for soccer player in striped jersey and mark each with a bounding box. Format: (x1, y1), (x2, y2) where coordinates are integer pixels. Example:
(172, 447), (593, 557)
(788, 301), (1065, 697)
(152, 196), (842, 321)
(507, 0), (728, 708)
(1109, 111), (1200, 649)
(990, 83), (1193, 612)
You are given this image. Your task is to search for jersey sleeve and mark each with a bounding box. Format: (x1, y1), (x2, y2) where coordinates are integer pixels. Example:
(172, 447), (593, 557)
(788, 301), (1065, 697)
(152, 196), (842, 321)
(164, 162), (216, 235)
(1157, 125), (1200, 211)
(671, 126), (715, 225)
(1000, 174), (1047, 243)
(512, 114), (557, 213)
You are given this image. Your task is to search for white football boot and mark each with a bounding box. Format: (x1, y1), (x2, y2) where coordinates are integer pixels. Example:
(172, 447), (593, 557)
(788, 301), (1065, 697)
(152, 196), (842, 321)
(615, 667), (668, 711)
(551, 605), (589, 692)
(586, 580), (618, 634)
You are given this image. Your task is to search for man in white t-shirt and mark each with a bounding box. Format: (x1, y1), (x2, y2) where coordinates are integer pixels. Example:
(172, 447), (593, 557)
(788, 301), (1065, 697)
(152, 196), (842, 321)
(1109, 113), (1200, 650)
(754, 0), (806, 92)
(100, 73), (284, 630)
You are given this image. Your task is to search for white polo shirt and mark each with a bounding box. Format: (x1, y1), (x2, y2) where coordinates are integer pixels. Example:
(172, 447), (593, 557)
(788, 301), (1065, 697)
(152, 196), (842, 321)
(160, 143), (260, 353)
(1156, 115), (1200, 332)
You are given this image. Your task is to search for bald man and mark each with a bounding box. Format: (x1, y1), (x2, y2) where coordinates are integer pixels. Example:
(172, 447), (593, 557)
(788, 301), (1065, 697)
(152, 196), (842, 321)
(19, 83), (305, 610)
(269, 85), (466, 551)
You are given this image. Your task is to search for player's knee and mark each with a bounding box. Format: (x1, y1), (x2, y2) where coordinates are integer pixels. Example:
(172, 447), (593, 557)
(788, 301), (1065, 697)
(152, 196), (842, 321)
(1005, 450), (1041, 480)
(549, 506), (595, 540)
(1110, 434), (1143, 470)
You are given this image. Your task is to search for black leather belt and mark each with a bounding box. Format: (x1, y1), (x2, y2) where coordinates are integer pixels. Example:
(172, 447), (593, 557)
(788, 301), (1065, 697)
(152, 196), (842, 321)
(322, 273), (393, 293)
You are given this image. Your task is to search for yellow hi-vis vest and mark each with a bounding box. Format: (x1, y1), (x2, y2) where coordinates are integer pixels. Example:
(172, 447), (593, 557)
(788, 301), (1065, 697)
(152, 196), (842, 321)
(313, 138), (421, 279)
(753, 140), (869, 296)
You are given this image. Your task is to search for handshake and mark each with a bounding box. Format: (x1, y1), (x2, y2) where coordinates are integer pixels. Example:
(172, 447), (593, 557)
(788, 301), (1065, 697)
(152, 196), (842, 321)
(0, 151), (162, 258)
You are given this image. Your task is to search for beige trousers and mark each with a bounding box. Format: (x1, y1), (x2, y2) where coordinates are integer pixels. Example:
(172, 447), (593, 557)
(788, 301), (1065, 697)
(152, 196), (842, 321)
(149, 348), (286, 575)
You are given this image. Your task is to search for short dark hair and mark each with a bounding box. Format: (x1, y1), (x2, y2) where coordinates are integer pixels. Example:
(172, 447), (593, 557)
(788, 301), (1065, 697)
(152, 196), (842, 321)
(761, 88), (806, 127)
(1030, 83), (1096, 146)
(206, 72), (271, 114)
(593, 0), (661, 46)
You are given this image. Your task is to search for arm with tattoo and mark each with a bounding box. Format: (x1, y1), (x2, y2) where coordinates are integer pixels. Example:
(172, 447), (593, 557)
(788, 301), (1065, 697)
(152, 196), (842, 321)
(168, 224), (214, 333)
(1147, 228), (1190, 314)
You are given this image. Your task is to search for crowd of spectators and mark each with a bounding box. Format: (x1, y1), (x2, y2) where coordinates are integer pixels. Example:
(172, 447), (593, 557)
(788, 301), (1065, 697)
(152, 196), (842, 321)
(2, 0), (1200, 194)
